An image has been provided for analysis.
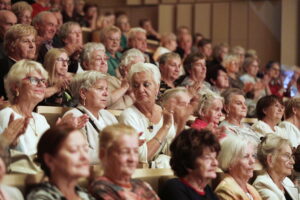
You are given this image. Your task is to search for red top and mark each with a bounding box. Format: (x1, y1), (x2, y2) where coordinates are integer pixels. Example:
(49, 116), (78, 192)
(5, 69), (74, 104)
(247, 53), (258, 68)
(191, 118), (226, 139)
(180, 178), (206, 196)
(32, 3), (50, 18)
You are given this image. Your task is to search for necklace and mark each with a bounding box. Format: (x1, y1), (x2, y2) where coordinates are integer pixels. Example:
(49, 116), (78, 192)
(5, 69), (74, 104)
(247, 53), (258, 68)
(12, 105), (37, 136)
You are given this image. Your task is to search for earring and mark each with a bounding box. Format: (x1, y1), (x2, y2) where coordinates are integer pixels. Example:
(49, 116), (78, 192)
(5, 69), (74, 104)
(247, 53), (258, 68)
(83, 97), (86, 106)
(16, 90), (19, 97)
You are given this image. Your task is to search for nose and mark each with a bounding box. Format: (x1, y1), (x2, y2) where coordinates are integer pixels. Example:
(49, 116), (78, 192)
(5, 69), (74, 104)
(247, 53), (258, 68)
(212, 157), (218, 167)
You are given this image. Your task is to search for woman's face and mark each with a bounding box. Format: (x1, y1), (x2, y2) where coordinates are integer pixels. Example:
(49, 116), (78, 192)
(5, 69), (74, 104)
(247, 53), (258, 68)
(19, 9), (32, 25)
(189, 58), (206, 81)
(271, 144), (294, 177)
(55, 52), (69, 76)
(268, 63), (280, 79)
(227, 60), (239, 73)
(18, 70), (47, 103)
(160, 57), (181, 82)
(247, 60), (259, 77)
(230, 144), (256, 180)
(202, 99), (223, 126)
(47, 130), (90, 179)
(214, 70), (229, 89)
(226, 94), (247, 119)
(202, 43), (212, 58)
(104, 32), (121, 54)
(190, 147), (218, 180)
(102, 134), (139, 177)
(83, 79), (109, 110)
(65, 25), (82, 46)
(14, 34), (36, 60)
(85, 50), (108, 73)
(132, 71), (158, 104)
(263, 101), (284, 122)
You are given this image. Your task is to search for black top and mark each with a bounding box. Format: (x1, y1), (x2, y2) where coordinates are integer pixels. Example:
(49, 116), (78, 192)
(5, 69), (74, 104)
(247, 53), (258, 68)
(284, 189), (293, 200)
(159, 178), (219, 200)
(0, 56), (16, 98)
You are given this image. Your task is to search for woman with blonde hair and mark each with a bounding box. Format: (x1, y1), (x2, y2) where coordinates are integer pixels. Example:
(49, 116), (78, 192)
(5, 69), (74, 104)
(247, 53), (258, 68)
(11, 1), (32, 25)
(43, 48), (73, 106)
(90, 124), (159, 199)
(279, 98), (300, 148)
(222, 53), (244, 90)
(253, 134), (297, 200)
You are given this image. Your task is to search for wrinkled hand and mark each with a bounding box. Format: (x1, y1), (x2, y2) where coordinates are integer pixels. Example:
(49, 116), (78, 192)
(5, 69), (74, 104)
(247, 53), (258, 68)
(162, 107), (174, 129)
(2, 113), (29, 146)
(243, 82), (254, 93)
(56, 113), (89, 129)
(187, 81), (202, 97)
(120, 78), (129, 90)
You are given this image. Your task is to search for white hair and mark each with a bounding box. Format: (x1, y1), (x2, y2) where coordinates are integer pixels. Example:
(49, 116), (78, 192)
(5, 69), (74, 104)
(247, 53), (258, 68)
(4, 59), (48, 102)
(218, 135), (255, 173)
(160, 87), (188, 106)
(128, 62), (161, 85)
(120, 48), (145, 67)
(222, 53), (239, 68)
(128, 27), (146, 41)
(81, 42), (105, 62)
(70, 71), (107, 102)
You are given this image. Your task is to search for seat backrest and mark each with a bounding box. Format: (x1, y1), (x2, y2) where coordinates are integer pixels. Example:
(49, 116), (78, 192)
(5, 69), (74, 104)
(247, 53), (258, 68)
(36, 106), (71, 126)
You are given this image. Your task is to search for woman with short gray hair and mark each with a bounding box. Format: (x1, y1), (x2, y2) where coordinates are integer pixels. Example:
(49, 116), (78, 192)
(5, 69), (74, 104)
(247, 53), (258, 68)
(119, 62), (176, 168)
(64, 71), (118, 163)
(215, 136), (262, 200)
(253, 134), (297, 200)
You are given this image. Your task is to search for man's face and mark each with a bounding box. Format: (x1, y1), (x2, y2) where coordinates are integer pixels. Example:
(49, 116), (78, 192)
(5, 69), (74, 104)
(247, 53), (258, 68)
(0, 11), (16, 38)
(0, 0), (11, 10)
(36, 13), (57, 41)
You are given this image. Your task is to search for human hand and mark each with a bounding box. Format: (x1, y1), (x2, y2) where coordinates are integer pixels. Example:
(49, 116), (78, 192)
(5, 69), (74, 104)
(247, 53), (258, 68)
(2, 113), (29, 146)
(56, 113), (89, 129)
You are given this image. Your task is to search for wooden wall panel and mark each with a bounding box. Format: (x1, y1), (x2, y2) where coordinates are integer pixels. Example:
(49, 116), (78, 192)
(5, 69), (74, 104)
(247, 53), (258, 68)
(179, 0), (195, 3)
(126, 0), (142, 5)
(176, 4), (193, 31)
(194, 3), (211, 38)
(248, 1), (281, 66)
(212, 3), (229, 44)
(145, 0), (159, 4)
(158, 5), (175, 33)
(161, 0), (177, 3)
(281, 0), (298, 66)
(230, 1), (248, 48)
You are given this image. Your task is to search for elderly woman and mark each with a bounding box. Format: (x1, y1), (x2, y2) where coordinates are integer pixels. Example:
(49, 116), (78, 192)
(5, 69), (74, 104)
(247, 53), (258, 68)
(43, 48), (73, 106)
(11, 1), (32, 25)
(65, 71), (118, 163)
(90, 124), (159, 199)
(253, 134), (297, 200)
(119, 63), (176, 168)
(0, 24), (36, 98)
(0, 60), (50, 155)
(0, 141), (24, 199)
(117, 48), (145, 79)
(279, 98), (300, 148)
(101, 25), (122, 76)
(178, 52), (213, 95)
(160, 129), (220, 200)
(81, 42), (134, 110)
(215, 136), (262, 200)
(206, 43), (228, 68)
(191, 92), (226, 139)
(59, 21), (83, 73)
(220, 88), (261, 143)
(265, 61), (284, 97)
(153, 32), (177, 62)
(251, 95), (285, 137)
(158, 52), (181, 96)
(231, 45), (246, 68)
(222, 53), (245, 90)
(206, 64), (229, 94)
(27, 126), (95, 200)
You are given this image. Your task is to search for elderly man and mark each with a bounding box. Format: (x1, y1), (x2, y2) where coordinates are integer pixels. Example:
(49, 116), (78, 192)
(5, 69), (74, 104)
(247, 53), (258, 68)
(0, 10), (16, 59)
(101, 25), (122, 76)
(33, 11), (61, 63)
(0, 0), (11, 10)
(127, 27), (154, 63)
(175, 33), (192, 60)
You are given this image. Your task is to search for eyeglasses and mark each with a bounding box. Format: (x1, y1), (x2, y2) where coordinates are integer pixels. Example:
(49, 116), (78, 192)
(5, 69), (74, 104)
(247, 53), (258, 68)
(280, 153), (295, 161)
(93, 56), (109, 63)
(56, 58), (70, 65)
(23, 76), (47, 86)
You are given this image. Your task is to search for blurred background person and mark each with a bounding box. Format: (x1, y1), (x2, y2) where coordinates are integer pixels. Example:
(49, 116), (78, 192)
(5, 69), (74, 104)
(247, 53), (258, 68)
(11, 1), (32, 25)
(207, 42), (228, 68)
(115, 13), (130, 50)
(206, 64), (229, 94)
(231, 45), (245, 69)
(61, 0), (75, 22)
(153, 32), (177, 62)
(160, 129), (220, 200)
(198, 38), (212, 62)
(27, 126), (94, 200)
(253, 134), (297, 200)
(90, 124), (159, 199)
(139, 18), (160, 41)
(175, 33), (192, 60)
(215, 136), (261, 200)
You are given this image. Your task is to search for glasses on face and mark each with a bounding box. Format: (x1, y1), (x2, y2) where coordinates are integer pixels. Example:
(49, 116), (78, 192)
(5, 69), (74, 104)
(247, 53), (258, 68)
(56, 57), (70, 65)
(93, 56), (109, 63)
(280, 153), (295, 162)
(23, 76), (47, 86)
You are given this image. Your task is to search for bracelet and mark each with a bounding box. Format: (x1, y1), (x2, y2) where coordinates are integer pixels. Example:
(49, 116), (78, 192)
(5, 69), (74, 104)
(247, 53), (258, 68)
(153, 137), (162, 145)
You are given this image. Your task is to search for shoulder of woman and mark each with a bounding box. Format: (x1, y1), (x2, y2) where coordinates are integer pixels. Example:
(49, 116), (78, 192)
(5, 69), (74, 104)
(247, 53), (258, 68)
(99, 109), (118, 122)
(26, 182), (61, 199)
(1, 184), (24, 200)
